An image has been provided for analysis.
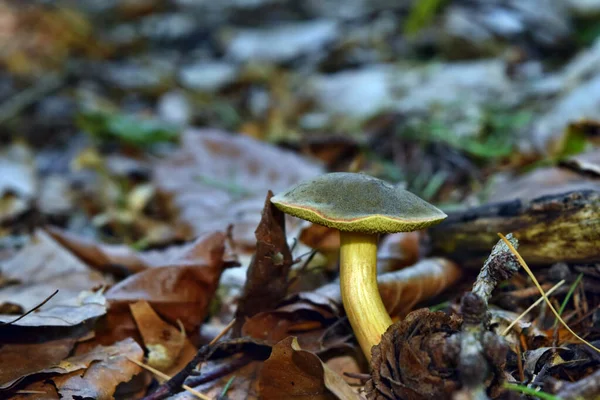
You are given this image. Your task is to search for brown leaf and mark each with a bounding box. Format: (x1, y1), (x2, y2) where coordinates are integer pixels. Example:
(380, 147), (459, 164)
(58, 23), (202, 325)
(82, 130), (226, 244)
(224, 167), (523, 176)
(0, 338), (76, 388)
(325, 353), (365, 386)
(376, 232), (422, 273)
(233, 192), (293, 335)
(153, 129), (322, 250)
(259, 337), (362, 400)
(50, 338), (144, 400)
(130, 300), (188, 372)
(46, 226), (239, 276)
(10, 380), (59, 400)
(0, 229), (106, 312)
(487, 148), (600, 204)
(105, 231), (229, 331)
(242, 295), (349, 353)
(316, 258), (462, 319)
(0, 291), (107, 343)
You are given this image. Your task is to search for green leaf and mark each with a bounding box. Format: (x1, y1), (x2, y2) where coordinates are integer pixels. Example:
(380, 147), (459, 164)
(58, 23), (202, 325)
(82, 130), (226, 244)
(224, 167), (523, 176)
(77, 110), (180, 147)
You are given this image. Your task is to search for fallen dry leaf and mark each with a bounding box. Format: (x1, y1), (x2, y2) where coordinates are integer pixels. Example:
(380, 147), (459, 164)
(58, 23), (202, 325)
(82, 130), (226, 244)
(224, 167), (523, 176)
(105, 231), (230, 331)
(10, 380), (59, 400)
(47, 226), (239, 276)
(0, 338), (76, 388)
(233, 192), (293, 335)
(130, 300), (188, 372)
(153, 129), (323, 251)
(50, 338), (144, 400)
(0, 229), (107, 312)
(376, 232), (422, 273)
(0, 291), (106, 343)
(242, 294), (349, 353)
(259, 337), (362, 400)
(316, 258), (462, 319)
(487, 147), (600, 204)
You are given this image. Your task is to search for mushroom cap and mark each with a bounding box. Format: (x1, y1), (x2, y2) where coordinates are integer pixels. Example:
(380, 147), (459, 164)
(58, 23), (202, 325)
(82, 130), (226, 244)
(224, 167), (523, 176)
(271, 172), (447, 234)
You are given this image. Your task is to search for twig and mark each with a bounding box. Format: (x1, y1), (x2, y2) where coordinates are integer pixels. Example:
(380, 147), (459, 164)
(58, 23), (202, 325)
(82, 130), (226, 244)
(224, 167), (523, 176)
(127, 357), (212, 400)
(554, 369), (600, 399)
(451, 234), (520, 400)
(141, 319), (236, 400)
(472, 233), (520, 305)
(209, 319), (236, 346)
(0, 74), (65, 125)
(183, 354), (255, 388)
(0, 290), (59, 325)
(501, 280), (565, 336)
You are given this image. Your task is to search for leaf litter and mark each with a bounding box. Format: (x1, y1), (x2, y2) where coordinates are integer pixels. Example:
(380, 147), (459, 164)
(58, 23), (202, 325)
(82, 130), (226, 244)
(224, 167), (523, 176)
(2, 1), (600, 399)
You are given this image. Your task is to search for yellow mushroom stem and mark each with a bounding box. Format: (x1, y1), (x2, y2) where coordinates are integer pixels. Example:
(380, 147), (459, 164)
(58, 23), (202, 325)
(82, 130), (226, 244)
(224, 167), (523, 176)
(339, 231), (393, 361)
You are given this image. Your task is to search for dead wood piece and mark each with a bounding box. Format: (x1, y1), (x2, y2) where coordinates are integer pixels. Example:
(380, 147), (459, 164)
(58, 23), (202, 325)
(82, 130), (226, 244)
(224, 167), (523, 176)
(429, 190), (600, 267)
(553, 369), (600, 400)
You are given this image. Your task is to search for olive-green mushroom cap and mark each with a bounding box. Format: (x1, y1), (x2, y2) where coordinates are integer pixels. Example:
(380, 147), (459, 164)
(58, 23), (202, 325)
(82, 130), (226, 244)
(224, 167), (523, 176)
(271, 172), (447, 234)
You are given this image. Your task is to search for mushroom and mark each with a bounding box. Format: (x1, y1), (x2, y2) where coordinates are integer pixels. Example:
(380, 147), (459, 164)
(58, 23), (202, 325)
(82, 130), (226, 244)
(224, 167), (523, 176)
(271, 172), (447, 360)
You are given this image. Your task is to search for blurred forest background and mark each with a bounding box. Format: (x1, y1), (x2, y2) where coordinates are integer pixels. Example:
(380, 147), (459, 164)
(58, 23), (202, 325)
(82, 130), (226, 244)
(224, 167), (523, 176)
(1, 0), (600, 399)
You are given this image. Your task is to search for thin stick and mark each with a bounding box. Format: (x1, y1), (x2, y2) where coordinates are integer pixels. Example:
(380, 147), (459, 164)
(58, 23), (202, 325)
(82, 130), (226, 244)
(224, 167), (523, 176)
(127, 357), (212, 400)
(0, 290), (59, 325)
(501, 280), (565, 336)
(209, 318), (236, 345)
(498, 233), (600, 353)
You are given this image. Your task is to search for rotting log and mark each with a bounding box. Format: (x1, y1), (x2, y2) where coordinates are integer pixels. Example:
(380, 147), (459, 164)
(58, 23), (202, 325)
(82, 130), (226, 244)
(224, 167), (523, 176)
(429, 190), (600, 267)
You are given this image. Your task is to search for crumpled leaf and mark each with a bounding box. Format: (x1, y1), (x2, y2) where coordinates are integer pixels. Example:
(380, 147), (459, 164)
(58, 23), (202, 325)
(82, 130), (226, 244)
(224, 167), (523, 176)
(259, 337), (362, 400)
(105, 231), (230, 331)
(376, 232), (422, 273)
(316, 258), (462, 319)
(130, 300), (190, 372)
(50, 338), (144, 400)
(153, 129), (323, 250)
(523, 347), (571, 375)
(233, 192), (293, 335)
(47, 226), (239, 276)
(242, 294), (349, 353)
(0, 229), (107, 313)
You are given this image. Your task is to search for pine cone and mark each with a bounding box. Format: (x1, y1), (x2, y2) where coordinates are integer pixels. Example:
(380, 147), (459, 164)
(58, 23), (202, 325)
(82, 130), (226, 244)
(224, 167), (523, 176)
(365, 309), (462, 400)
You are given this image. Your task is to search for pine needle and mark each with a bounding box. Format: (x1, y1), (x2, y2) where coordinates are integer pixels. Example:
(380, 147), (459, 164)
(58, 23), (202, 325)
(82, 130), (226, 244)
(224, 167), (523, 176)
(498, 233), (600, 353)
(554, 273), (583, 327)
(501, 279), (565, 336)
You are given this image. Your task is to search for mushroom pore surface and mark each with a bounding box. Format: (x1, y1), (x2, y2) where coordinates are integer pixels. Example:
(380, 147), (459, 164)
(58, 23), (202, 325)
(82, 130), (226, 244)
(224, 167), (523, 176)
(271, 172), (446, 234)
